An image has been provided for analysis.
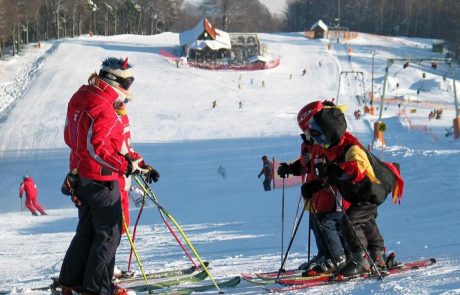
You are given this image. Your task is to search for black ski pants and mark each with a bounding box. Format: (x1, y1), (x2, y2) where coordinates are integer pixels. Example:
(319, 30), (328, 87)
(341, 202), (384, 253)
(59, 177), (122, 295)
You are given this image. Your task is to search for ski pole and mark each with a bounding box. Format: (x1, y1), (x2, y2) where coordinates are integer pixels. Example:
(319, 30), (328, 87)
(121, 212), (149, 285)
(281, 193), (305, 272)
(277, 200), (308, 279)
(133, 176), (223, 294)
(136, 176), (200, 271)
(306, 212), (311, 269)
(128, 193), (146, 272)
(326, 185), (384, 280)
(280, 178), (285, 269)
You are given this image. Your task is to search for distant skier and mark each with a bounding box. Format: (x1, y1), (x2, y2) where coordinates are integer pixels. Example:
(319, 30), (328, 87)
(239, 101), (243, 109)
(212, 100), (217, 108)
(217, 165), (227, 178)
(302, 69), (307, 76)
(19, 175), (47, 216)
(258, 155), (272, 191)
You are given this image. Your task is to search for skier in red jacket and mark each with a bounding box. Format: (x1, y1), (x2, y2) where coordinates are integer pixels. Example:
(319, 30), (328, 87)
(59, 57), (156, 295)
(19, 175), (47, 216)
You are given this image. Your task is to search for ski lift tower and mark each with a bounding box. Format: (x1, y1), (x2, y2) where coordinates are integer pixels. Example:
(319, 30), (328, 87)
(374, 57), (459, 145)
(336, 71), (366, 106)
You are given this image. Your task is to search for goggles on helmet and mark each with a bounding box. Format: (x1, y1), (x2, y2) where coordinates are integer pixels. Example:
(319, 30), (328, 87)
(100, 70), (135, 90)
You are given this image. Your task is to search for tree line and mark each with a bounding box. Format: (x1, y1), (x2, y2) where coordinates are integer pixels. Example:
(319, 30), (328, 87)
(285, 0), (460, 58)
(0, 0), (458, 58)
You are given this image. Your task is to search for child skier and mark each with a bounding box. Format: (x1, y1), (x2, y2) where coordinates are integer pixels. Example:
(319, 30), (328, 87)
(297, 100), (404, 277)
(277, 103), (350, 274)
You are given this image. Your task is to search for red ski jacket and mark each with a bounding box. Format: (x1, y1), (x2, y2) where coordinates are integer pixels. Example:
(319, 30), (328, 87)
(64, 80), (128, 181)
(19, 177), (38, 199)
(119, 114), (142, 190)
(302, 143), (350, 213)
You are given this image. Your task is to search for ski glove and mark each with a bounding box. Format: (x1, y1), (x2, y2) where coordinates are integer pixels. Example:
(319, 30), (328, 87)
(144, 165), (160, 183)
(126, 157), (150, 177)
(314, 162), (329, 179)
(277, 162), (292, 178)
(314, 162), (343, 185)
(60, 170), (81, 207)
(301, 181), (324, 200)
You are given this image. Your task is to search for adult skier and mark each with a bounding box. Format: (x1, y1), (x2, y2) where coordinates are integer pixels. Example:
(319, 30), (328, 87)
(258, 155), (273, 191)
(19, 175), (47, 216)
(296, 100), (404, 277)
(59, 57), (154, 295)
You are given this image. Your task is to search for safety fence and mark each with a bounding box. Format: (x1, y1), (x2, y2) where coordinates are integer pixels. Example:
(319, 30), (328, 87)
(304, 30), (358, 41)
(398, 108), (439, 141)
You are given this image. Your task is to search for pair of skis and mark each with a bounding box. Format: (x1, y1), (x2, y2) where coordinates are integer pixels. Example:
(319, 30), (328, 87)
(242, 258), (436, 293)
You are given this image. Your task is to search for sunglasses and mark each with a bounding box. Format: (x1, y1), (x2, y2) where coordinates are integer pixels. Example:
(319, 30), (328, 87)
(100, 70), (134, 90)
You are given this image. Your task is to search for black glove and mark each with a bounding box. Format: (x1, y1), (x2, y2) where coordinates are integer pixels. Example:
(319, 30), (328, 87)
(301, 181), (324, 200)
(327, 164), (343, 182)
(126, 157), (149, 177)
(277, 162), (292, 178)
(314, 162), (328, 179)
(144, 165), (160, 183)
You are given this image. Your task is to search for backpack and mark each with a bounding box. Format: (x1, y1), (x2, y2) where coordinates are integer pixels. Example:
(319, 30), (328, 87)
(364, 149), (400, 205)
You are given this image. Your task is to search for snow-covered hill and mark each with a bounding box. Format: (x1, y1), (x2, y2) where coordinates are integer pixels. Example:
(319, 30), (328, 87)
(0, 31), (459, 294)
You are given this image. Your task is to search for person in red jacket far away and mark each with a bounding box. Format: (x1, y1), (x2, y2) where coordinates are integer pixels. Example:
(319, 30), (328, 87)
(19, 175), (47, 216)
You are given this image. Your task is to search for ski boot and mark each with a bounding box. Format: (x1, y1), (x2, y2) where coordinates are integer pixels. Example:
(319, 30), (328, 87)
(385, 252), (400, 269)
(337, 251), (371, 278)
(32, 211), (40, 216)
(298, 255), (324, 270)
(303, 255), (347, 276)
(370, 249), (387, 270)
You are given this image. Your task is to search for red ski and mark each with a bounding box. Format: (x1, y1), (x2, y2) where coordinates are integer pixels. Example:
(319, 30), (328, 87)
(265, 258), (436, 293)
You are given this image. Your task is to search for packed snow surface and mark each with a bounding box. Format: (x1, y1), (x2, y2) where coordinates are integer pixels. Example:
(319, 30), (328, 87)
(0, 30), (459, 294)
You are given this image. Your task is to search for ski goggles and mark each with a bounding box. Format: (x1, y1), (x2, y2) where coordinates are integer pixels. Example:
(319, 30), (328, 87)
(100, 70), (135, 90)
(308, 118), (330, 145)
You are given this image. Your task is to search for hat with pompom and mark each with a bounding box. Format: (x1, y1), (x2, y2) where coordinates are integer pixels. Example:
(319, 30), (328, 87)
(99, 57), (134, 100)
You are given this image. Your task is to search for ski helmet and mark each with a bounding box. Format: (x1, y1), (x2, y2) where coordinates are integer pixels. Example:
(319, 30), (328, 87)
(297, 101), (324, 132)
(23, 174), (29, 180)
